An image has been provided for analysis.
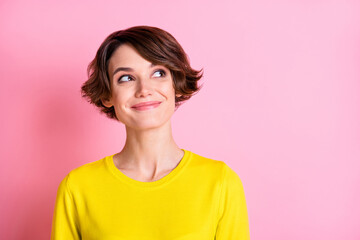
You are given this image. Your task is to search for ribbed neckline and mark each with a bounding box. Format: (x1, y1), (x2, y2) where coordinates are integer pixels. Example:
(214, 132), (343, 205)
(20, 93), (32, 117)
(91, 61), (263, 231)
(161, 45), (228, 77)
(105, 149), (191, 188)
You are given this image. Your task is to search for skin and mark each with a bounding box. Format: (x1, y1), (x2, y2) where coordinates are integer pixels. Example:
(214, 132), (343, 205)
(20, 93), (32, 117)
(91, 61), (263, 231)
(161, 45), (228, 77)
(102, 43), (184, 182)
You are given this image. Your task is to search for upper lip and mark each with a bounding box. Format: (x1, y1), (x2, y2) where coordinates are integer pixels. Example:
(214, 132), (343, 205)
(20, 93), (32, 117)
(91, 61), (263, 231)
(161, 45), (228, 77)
(131, 101), (162, 108)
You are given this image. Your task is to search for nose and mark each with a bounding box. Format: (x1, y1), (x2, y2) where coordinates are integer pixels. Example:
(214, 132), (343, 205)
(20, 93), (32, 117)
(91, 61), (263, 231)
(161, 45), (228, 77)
(134, 77), (152, 98)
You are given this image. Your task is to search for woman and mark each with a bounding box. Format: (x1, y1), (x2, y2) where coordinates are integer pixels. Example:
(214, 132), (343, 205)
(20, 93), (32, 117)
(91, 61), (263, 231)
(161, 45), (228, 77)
(51, 25), (250, 240)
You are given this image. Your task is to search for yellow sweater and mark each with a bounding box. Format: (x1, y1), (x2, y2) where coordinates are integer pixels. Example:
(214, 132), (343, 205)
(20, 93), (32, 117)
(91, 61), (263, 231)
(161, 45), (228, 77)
(51, 149), (250, 239)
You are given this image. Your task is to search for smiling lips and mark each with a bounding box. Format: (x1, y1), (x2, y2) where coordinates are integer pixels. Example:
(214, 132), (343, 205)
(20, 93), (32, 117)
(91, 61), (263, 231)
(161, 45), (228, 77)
(131, 101), (162, 111)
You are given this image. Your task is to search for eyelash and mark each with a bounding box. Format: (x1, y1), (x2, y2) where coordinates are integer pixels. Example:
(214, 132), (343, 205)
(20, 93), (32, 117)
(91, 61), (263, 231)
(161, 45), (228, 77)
(117, 69), (166, 83)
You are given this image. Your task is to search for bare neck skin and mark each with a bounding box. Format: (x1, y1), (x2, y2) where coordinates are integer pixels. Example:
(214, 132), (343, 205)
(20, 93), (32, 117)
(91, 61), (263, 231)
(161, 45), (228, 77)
(113, 120), (184, 181)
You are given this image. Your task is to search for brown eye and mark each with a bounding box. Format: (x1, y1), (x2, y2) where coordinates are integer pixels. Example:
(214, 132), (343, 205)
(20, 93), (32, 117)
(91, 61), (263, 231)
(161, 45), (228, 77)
(118, 75), (134, 83)
(153, 70), (166, 77)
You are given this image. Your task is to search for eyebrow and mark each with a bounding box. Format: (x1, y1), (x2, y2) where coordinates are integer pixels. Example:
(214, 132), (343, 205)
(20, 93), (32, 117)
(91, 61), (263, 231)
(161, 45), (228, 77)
(112, 63), (156, 77)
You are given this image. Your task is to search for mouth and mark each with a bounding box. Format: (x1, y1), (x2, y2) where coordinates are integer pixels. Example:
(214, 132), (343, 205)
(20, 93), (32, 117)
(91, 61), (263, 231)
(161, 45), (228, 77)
(131, 101), (162, 111)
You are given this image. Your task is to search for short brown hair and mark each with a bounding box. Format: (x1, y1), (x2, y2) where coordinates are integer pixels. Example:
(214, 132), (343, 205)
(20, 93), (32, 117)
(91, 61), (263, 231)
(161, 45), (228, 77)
(81, 25), (204, 120)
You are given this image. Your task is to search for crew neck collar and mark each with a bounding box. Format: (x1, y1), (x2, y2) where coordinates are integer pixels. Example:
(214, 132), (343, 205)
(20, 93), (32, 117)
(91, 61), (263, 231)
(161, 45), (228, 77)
(105, 149), (191, 188)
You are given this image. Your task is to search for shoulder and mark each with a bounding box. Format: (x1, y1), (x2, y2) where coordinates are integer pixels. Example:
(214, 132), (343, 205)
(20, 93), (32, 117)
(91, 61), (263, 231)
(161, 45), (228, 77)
(188, 150), (226, 170)
(189, 150), (244, 184)
(59, 155), (109, 189)
(188, 150), (238, 181)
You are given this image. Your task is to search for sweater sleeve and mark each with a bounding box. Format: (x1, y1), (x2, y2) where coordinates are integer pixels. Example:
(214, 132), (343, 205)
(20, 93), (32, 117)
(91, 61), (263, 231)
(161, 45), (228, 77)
(215, 164), (250, 240)
(51, 174), (81, 240)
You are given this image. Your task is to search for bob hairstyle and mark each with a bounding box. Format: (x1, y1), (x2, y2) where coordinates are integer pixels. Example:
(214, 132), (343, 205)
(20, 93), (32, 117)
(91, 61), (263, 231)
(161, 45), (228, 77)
(81, 25), (204, 120)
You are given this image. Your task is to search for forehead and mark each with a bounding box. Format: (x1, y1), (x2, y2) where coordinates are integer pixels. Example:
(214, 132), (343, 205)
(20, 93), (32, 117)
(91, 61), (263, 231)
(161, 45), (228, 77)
(108, 43), (149, 70)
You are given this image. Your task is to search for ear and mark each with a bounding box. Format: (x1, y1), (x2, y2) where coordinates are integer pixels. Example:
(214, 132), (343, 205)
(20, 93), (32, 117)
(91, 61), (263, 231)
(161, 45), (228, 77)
(175, 93), (182, 98)
(101, 98), (113, 108)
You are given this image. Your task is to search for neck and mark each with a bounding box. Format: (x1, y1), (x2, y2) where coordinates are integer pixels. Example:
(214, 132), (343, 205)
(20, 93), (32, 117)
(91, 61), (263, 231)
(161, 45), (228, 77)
(117, 120), (183, 171)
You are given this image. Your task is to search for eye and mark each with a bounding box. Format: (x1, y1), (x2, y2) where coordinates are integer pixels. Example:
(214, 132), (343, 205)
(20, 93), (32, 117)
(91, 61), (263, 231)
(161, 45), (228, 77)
(118, 75), (134, 83)
(153, 69), (166, 78)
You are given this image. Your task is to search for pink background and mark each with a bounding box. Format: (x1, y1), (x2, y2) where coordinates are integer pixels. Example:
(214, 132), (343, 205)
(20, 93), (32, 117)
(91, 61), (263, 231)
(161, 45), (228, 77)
(0, 0), (359, 239)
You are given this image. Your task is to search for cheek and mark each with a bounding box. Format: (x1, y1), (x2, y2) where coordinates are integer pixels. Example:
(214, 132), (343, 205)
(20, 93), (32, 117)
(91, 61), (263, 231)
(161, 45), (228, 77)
(112, 96), (129, 124)
(115, 95), (128, 109)
(111, 91), (128, 113)
(162, 82), (176, 98)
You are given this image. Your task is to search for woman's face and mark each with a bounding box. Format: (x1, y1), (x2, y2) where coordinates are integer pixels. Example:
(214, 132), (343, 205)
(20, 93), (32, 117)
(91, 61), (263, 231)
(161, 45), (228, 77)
(103, 43), (177, 130)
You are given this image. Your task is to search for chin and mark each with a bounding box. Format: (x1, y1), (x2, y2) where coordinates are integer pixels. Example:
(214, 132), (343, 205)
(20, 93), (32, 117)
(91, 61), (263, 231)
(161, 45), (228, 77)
(116, 108), (175, 130)
(123, 118), (172, 131)
(127, 123), (167, 131)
